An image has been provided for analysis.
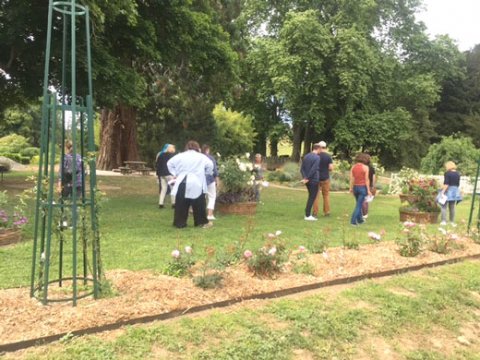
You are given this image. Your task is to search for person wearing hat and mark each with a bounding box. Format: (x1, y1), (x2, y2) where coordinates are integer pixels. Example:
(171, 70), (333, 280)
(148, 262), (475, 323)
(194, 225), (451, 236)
(155, 143), (176, 209)
(313, 141), (333, 217)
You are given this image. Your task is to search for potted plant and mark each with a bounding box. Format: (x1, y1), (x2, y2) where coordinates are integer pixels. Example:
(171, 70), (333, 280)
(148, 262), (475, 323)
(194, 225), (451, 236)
(0, 190), (28, 246)
(216, 154), (258, 215)
(399, 177), (440, 224)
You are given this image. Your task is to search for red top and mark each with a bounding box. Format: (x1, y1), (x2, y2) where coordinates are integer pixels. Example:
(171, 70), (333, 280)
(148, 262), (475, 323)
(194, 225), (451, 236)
(352, 163), (367, 186)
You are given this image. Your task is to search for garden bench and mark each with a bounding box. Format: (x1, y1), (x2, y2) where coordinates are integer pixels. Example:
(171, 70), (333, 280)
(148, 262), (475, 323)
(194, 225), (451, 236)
(138, 167), (151, 176)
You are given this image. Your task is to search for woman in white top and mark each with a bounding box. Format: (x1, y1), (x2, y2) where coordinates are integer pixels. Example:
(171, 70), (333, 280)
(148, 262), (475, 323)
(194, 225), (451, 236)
(167, 140), (214, 228)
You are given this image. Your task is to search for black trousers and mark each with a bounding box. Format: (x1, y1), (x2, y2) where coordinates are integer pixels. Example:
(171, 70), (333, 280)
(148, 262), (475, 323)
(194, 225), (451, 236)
(174, 181), (208, 228)
(305, 181), (319, 217)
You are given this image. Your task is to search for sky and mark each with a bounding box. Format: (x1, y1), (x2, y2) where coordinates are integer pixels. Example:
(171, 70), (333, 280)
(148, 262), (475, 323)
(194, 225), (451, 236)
(415, 0), (480, 51)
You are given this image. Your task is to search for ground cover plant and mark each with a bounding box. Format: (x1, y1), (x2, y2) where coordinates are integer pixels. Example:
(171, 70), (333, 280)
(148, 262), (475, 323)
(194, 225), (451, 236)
(0, 173), (475, 289)
(5, 260), (480, 359)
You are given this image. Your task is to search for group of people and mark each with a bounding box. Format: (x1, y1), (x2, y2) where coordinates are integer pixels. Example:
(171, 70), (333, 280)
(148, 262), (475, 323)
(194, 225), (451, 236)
(301, 142), (462, 226)
(155, 141), (218, 229)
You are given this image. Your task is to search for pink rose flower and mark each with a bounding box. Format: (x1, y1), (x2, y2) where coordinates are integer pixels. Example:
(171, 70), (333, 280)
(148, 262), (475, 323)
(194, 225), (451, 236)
(171, 249), (180, 258)
(243, 250), (253, 259)
(268, 247), (277, 256)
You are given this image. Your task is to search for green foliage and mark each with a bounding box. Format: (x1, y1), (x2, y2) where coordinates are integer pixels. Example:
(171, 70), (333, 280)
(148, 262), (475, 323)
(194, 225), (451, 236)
(192, 272), (223, 290)
(292, 258), (315, 276)
(0, 134), (30, 154)
(396, 223), (425, 257)
(162, 248), (195, 278)
(421, 135), (480, 176)
(212, 103), (255, 157)
(246, 234), (288, 277)
(266, 162), (301, 183)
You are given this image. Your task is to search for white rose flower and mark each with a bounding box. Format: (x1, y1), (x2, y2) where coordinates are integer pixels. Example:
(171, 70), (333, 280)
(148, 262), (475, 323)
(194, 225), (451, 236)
(275, 230), (282, 236)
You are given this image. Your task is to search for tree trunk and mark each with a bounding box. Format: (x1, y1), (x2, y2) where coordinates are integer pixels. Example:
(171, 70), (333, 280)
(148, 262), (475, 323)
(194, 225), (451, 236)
(303, 121), (314, 156)
(291, 122), (304, 162)
(269, 139), (278, 157)
(97, 105), (140, 170)
(254, 135), (267, 156)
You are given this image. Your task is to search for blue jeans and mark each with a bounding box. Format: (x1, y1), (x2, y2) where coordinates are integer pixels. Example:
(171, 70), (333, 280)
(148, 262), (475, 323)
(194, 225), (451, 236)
(351, 185), (368, 225)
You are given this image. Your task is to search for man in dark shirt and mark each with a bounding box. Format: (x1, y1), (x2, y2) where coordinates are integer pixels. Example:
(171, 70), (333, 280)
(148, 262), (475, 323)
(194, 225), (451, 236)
(313, 141), (333, 217)
(301, 144), (321, 220)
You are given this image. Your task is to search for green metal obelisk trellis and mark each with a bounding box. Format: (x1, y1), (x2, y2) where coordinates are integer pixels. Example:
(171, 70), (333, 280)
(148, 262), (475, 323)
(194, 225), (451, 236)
(468, 160), (480, 233)
(31, 0), (102, 305)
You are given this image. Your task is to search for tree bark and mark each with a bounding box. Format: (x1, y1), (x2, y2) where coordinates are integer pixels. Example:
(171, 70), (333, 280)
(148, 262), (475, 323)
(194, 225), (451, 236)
(97, 104), (140, 170)
(291, 122), (304, 162)
(269, 139), (278, 157)
(303, 121), (314, 156)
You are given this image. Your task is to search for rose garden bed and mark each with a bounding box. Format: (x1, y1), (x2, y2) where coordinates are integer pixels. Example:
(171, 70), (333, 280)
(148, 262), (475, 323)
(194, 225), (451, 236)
(1, 237), (480, 347)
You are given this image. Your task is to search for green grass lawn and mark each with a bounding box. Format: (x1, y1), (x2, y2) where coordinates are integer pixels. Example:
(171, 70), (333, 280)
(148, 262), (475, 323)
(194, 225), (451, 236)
(0, 173), (475, 289)
(6, 260), (480, 359)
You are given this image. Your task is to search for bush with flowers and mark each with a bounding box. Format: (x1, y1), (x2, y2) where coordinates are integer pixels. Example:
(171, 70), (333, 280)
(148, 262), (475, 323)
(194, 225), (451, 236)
(163, 246), (195, 277)
(400, 177), (440, 213)
(0, 190), (28, 234)
(291, 245), (316, 275)
(243, 231), (288, 277)
(217, 154), (257, 204)
(396, 221), (427, 257)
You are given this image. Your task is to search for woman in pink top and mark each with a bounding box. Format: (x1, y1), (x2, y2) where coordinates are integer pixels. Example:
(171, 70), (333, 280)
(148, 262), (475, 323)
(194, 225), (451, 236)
(349, 153), (371, 225)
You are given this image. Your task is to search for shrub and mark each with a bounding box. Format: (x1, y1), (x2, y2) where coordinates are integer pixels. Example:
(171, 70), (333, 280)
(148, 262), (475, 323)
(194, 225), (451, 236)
(162, 247), (195, 277)
(396, 221), (425, 257)
(421, 135), (480, 176)
(292, 260), (316, 275)
(19, 147), (40, 158)
(0, 134), (30, 154)
(266, 162), (302, 183)
(193, 246), (223, 289)
(212, 103), (255, 158)
(244, 232), (288, 277)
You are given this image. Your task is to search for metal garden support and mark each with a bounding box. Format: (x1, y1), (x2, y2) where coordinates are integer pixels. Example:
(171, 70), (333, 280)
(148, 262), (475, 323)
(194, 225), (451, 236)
(467, 160), (480, 233)
(30, 0), (102, 305)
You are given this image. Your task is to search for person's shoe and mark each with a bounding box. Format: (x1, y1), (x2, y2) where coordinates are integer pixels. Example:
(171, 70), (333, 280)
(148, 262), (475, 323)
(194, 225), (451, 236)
(362, 214), (368, 219)
(324, 213), (331, 217)
(207, 215), (216, 221)
(159, 204), (164, 209)
(202, 222), (213, 229)
(304, 216), (318, 221)
(440, 221), (447, 226)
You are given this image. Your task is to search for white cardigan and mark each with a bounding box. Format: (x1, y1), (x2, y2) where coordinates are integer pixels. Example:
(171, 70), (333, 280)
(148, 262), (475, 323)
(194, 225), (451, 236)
(167, 150), (214, 199)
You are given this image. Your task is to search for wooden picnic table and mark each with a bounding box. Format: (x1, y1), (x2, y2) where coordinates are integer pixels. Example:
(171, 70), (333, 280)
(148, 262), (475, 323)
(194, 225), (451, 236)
(124, 161), (147, 170)
(123, 161), (152, 175)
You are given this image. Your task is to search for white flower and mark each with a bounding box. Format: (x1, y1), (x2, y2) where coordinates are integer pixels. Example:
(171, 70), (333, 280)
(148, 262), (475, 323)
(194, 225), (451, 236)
(267, 233), (275, 239)
(246, 163), (253, 171)
(216, 152), (221, 157)
(171, 249), (181, 258)
(245, 152), (250, 158)
(368, 232), (382, 241)
(322, 251), (329, 259)
(268, 247), (277, 256)
(262, 181), (269, 187)
(239, 163), (247, 172)
(247, 180), (254, 186)
(275, 230), (282, 236)
(438, 227), (447, 235)
(298, 245), (306, 252)
(184, 246), (192, 254)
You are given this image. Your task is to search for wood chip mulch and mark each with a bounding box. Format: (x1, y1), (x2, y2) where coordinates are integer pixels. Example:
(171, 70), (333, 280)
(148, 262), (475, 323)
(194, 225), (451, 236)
(1, 239), (480, 345)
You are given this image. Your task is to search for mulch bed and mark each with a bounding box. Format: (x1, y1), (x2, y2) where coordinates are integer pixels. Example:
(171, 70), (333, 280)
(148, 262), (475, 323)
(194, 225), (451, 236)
(1, 239), (480, 345)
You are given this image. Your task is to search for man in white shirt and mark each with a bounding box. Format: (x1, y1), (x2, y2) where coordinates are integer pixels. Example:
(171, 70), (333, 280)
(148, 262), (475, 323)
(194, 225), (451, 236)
(167, 140), (214, 228)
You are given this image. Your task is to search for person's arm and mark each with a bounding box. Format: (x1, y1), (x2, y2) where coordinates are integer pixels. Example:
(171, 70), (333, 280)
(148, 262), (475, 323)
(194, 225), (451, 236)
(349, 167), (354, 192)
(305, 157), (319, 181)
(364, 165), (372, 196)
(442, 172), (449, 194)
(328, 157), (333, 172)
(167, 156), (177, 177)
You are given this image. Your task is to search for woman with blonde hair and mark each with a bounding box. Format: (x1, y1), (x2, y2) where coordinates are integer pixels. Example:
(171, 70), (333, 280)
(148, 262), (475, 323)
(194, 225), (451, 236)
(440, 161), (462, 226)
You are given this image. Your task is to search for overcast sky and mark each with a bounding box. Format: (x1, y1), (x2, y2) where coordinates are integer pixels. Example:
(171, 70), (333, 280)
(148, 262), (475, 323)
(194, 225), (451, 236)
(415, 0), (480, 51)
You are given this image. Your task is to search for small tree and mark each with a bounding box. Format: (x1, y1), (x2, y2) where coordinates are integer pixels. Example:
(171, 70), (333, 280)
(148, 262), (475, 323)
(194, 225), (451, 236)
(212, 103), (255, 157)
(420, 135), (480, 176)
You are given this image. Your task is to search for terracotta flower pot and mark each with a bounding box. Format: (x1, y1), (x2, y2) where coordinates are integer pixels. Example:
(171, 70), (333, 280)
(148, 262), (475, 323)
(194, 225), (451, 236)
(399, 209), (439, 224)
(0, 228), (22, 246)
(216, 202), (257, 216)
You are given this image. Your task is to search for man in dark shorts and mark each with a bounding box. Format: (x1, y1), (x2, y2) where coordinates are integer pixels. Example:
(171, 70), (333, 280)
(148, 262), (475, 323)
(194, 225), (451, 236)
(313, 141), (333, 217)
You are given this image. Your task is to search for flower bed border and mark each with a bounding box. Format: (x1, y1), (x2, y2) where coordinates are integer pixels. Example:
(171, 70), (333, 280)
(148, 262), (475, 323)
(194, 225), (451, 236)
(1, 253), (480, 354)
(0, 229), (22, 247)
